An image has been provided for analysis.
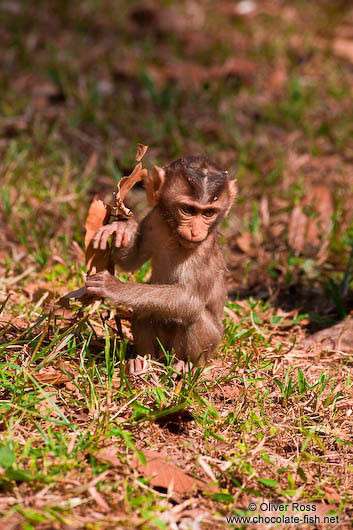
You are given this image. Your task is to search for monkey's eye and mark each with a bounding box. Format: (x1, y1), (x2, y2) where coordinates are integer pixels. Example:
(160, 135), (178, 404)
(180, 205), (196, 215)
(203, 209), (216, 218)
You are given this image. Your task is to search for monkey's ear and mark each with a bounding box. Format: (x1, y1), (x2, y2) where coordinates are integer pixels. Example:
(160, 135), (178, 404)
(225, 179), (237, 216)
(145, 166), (166, 205)
(228, 179), (237, 200)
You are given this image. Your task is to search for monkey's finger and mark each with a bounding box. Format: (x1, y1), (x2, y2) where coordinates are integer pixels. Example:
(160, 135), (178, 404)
(92, 228), (104, 249)
(92, 226), (113, 249)
(86, 275), (104, 284)
(85, 278), (104, 289)
(127, 356), (148, 375)
(86, 280), (103, 289)
(126, 359), (135, 375)
(114, 229), (124, 248)
(172, 360), (187, 379)
(135, 357), (144, 373)
(174, 360), (185, 372)
(127, 358), (141, 375)
(86, 279), (104, 290)
(121, 230), (130, 247)
(85, 286), (104, 297)
(99, 229), (112, 250)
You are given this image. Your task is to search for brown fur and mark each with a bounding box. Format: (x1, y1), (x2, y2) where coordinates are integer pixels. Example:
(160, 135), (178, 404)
(86, 156), (236, 371)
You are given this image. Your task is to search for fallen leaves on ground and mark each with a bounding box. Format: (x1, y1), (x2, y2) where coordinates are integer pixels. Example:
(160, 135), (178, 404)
(302, 315), (353, 352)
(333, 38), (353, 64)
(34, 362), (78, 391)
(35, 366), (72, 385)
(288, 185), (334, 255)
(94, 446), (121, 467)
(88, 486), (110, 512)
(146, 58), (257, 89)
(235, 231), (258, 258)
(132, 450), (208, 496)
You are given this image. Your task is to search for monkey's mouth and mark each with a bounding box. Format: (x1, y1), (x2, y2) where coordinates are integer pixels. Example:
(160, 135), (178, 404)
(177, 234), (205, 247)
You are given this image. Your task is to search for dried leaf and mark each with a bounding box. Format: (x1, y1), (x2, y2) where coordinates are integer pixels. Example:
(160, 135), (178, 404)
(333, 39), (353, 64)
(288, 186), (333, 255)
(0, 513), (23, 530)
(85, 196), (112, 275)
(115, 163), (147, 217)
(58, 197), (111, 305)
(65, 381), (77, 392)
(57, 144), (148, 307)
(88, 486), (110, 512)
(94, 446), (121, 467)
(85, 196), (111, 251)
(236, 232), (258, 258)
(268, 62), (287, 93)
(306, 186), (333, 246)
(35, 367), (70, 385)
(221, 384), (243, 402)
(23, 284), (54, 304)
(288, 205), (307, 254)
(37, 393), (58, 416)
(303, 317), (353, 353)
(198, 457), (217, 482)
(147, 59), (256, 89)
(260, 195), (270, 227)
(35, 363), (76, 385)
(322, 486), (341, 504)
(136, 143), (148, 162)
(216, 57), (257, 79)
(133, 450), (205, 495)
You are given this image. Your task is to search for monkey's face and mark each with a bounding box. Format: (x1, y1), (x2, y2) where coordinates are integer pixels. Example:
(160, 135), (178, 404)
(174, 201), (221, 247)
(155, 160), (236, 247)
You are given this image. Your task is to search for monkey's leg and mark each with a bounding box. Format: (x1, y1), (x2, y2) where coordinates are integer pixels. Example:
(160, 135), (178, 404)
(131, 316), (158, 356)
(170, 312), (223, 366)
(127, 316), (159, 374)
(127, 313), (222, 375)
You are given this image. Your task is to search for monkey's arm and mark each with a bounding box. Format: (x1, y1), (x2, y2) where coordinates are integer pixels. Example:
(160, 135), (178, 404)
(92, 216), (152, 272)
(86, 270), (202, 320)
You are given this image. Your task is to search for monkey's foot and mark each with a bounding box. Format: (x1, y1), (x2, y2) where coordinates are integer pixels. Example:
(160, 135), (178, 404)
(172, 360), (195, 379)
(126, 356), (149, 375)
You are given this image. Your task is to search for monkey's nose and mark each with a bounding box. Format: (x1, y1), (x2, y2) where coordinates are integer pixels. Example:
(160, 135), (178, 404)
(192, 229), (206, 240)
(191, 224), (201, 238)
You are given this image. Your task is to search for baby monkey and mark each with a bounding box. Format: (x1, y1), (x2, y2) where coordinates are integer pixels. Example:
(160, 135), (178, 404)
(86, 156), (236, 374)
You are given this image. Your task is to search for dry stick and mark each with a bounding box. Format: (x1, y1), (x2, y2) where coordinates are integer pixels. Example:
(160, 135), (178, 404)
(114, 314), (124, 341)
(28, 306), (54, 363)
(58, 145), (149, 360)
(105, 146), (149, 340)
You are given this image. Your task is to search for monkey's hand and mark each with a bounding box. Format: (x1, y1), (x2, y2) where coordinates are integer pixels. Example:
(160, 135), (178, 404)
(92, 220), (138, 250)
(85, 270), (121, 299)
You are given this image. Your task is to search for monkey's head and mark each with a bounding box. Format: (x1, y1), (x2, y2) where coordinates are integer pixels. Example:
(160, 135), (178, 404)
(146, 156), (236, 247)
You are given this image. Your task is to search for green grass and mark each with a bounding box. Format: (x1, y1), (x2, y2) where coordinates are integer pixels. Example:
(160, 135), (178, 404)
(1, 0), (353, 528)
(1, 295), (351, 527)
